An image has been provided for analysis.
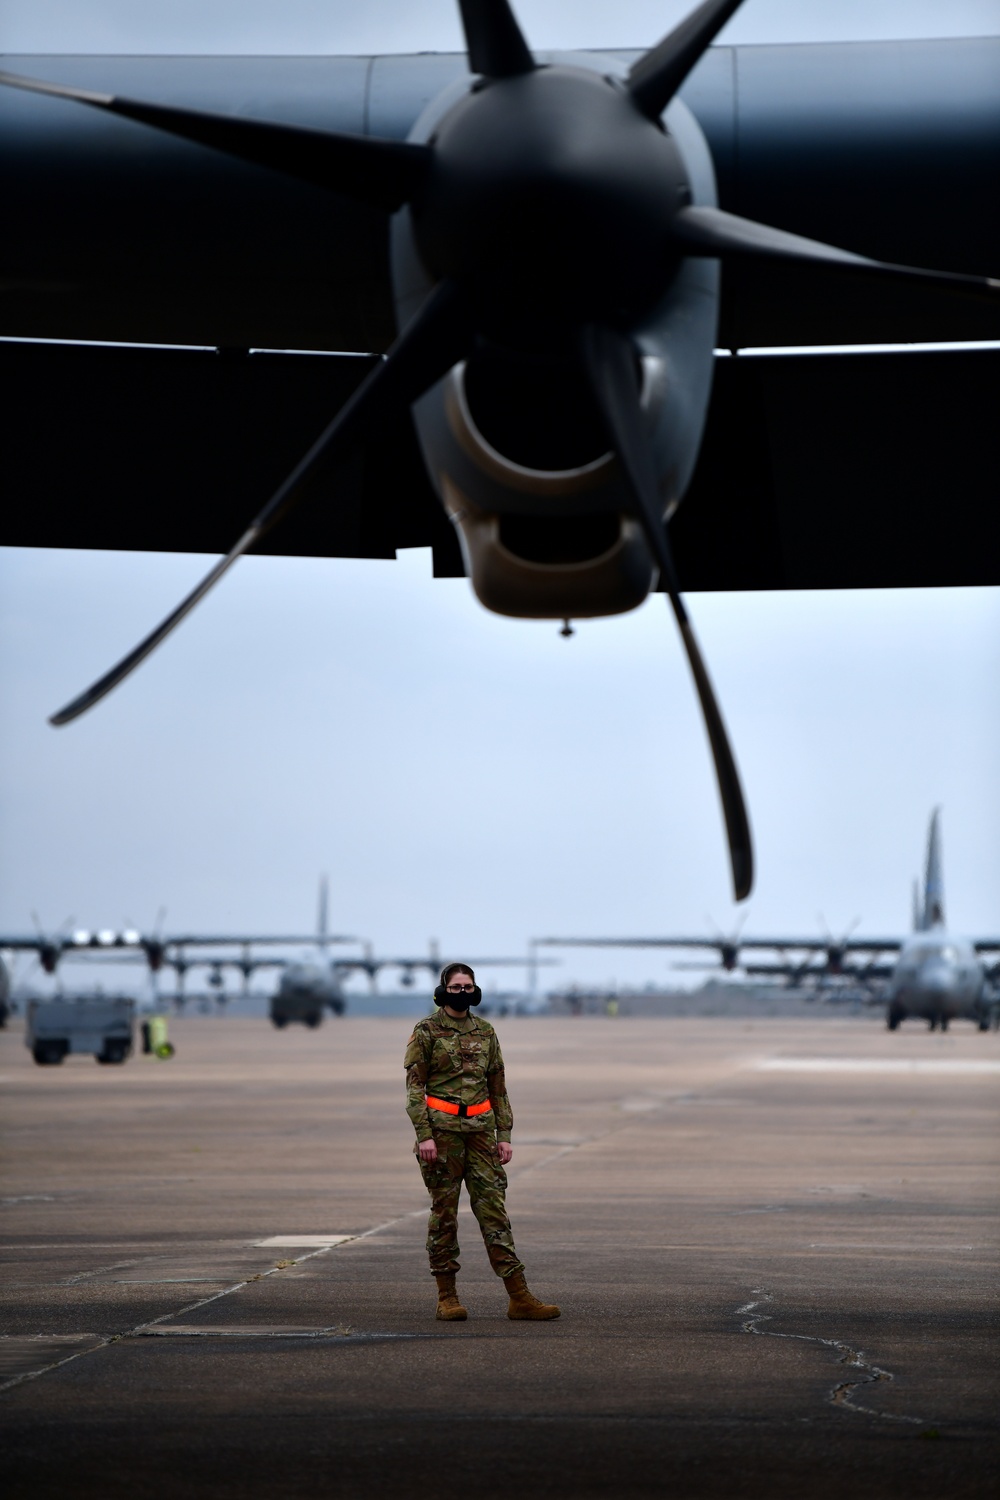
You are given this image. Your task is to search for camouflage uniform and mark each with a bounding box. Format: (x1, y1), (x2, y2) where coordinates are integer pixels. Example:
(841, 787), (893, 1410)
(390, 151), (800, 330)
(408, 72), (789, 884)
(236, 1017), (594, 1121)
(404, 1007), (524, 1278)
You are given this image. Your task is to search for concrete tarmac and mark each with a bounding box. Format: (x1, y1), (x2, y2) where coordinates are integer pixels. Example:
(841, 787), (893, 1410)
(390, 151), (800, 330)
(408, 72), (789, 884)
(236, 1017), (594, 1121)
(2, 1014), (998, 1498)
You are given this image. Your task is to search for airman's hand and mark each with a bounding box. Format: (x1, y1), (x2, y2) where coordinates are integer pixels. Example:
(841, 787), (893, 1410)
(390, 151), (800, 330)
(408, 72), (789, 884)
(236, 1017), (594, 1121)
(497, 1142), (513, 1165)
(418, 1139), (438, 1164)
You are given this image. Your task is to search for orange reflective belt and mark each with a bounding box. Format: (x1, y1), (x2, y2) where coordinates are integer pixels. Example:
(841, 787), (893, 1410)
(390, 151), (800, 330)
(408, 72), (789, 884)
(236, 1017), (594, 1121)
(425, 1094), (493, 1118)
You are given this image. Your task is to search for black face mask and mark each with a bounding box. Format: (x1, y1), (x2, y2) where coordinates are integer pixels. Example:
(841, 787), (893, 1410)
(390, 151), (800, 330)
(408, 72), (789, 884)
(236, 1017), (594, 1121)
(434, 983), (482, 1010)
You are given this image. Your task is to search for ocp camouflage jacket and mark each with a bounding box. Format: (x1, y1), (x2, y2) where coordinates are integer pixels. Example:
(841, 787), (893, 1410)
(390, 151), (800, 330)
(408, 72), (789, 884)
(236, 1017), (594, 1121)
(404, 1008), (513, 1143)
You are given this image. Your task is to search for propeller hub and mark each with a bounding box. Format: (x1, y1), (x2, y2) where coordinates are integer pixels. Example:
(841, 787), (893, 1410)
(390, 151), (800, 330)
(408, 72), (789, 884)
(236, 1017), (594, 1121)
(413, 67), (688, 331)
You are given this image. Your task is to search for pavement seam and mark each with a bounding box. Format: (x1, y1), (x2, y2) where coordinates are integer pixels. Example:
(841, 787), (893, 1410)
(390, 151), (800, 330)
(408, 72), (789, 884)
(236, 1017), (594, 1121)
(0, 1337), (111, 1396)
(0, 1240), (349, 1395)
(0, 1200), (482, 1396)
(0, 1121), (688, 1395)
(61, 1257), (162, 1286)
(736, 1289), (924, 1426)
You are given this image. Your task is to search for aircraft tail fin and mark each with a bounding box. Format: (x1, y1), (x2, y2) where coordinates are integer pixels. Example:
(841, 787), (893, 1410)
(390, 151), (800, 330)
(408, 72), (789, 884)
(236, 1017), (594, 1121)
(921, 808), (946, 930)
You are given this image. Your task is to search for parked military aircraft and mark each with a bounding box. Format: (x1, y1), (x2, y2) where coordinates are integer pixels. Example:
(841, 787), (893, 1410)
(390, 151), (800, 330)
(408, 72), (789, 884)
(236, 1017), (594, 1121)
(3, 1), (999, 904)
(161, 943), (552, 1027)
(29, 888), (552, 1023)
(537, 811), (1000, 1030)
(0, 877), (355, 989)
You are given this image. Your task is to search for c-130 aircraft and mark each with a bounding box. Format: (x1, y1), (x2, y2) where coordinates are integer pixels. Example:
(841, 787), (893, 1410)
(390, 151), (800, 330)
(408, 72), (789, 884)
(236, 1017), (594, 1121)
(537, 811), (1000, 1031)
(0, 877), (548, 1026)
(2, 1), (998, 904)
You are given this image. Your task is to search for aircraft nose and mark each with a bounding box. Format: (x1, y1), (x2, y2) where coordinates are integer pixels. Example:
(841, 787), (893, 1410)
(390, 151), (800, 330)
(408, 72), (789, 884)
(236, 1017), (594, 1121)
(920, 963), (953, 995)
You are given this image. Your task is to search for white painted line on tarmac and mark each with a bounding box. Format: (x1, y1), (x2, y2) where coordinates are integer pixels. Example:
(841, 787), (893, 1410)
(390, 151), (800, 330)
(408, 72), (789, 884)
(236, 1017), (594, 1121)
(756, 1058), (1000, 1074)
(135, 1327), (431, 1342)
(807, 1243), (976, 1251)
(254, 1235), (352, 1247)
(140, 1325), (351, 1338)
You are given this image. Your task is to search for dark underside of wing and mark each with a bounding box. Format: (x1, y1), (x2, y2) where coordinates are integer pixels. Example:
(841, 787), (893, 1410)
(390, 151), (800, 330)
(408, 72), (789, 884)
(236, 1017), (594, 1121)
(2, 340), (997, 590)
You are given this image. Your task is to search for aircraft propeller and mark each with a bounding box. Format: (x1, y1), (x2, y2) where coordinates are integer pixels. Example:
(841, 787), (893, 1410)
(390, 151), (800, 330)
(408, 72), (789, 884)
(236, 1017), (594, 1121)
(818, 914), (861, 975)
(705, 912), (748, 972)
(5, 0), (998, 902)
(30, 912), (75, 975)
(136, 906), (169, 977)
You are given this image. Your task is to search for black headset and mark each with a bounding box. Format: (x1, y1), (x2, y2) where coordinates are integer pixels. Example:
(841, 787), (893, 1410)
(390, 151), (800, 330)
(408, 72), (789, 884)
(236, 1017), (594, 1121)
(434, 966), (482, 1008)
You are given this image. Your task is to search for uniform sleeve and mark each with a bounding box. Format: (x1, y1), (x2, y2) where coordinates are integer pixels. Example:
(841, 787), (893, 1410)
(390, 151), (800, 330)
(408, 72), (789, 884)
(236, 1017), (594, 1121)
(487, 1031), (513, 1143)
(404, 1025), (433, 1142)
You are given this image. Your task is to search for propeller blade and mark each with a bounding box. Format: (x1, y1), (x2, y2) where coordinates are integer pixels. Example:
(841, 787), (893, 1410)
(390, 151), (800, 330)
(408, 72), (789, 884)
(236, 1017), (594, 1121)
(49, 281), (471, 726)
(672, 205), (1000, 301)
(628, 0), (746, 121)
(457, 0), (535, 79)
(579, 324), (753, 901)
(0, 70), (430, 210)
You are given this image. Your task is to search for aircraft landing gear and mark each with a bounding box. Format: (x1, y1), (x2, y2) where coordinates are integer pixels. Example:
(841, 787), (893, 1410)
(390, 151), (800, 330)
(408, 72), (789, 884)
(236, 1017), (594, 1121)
(886, 1003), (904, 1031)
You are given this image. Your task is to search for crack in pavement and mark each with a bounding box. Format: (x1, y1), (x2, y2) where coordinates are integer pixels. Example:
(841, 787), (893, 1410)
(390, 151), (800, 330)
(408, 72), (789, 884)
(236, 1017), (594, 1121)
(736, 1289), (923, 1425)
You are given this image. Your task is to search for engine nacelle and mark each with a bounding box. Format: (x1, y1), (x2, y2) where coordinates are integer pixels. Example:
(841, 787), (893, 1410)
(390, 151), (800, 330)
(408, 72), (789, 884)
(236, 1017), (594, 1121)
(391, 57), (721, 623)
(415, 355), (668, 618)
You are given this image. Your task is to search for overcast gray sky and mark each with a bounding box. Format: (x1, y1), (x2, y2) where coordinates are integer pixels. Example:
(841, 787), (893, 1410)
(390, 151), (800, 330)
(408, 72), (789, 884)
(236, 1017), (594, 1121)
(2, 0), (999, 52)
(2, 2), (998, 998)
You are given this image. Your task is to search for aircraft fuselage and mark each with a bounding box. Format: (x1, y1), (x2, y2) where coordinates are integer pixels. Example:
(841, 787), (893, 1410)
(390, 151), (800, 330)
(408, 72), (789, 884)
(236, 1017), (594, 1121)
(886, 931), (990, 1031)
(270, 962), (346, 1028)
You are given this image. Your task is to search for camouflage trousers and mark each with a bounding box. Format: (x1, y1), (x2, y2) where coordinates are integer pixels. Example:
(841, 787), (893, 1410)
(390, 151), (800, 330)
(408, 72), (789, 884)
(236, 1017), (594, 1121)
(416, 1129), (524, 1279)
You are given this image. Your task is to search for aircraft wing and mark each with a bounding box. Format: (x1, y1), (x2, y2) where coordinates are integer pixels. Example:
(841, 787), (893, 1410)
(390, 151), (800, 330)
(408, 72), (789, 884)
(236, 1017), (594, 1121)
(538, 937), (736, 949)
(453, 956), (556, 966)
(180, 954), (291, 970)
(744, 938), (903, 953)
(2, 42), (996, 353)
(733, 938), (904, 955)
(2, 39), (999, 590)
(2, 341), (996, 591)
(538, 937), (904, 952)
(57, 949), (291, 971)
(158, 934), (355, 948)
(744, 962), (896, 980)
(1, 931), (355, 950)
(333, 955), (554, 971)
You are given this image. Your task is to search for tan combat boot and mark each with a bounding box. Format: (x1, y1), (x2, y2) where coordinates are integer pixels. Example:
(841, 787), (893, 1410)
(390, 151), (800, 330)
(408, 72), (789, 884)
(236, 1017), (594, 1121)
(504, 1271), (560, 1320)
(434, 1272), (468, 1321)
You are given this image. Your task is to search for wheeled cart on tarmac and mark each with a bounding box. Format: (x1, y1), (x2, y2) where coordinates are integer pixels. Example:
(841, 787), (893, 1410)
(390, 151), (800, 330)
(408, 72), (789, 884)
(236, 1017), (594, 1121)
(26, 995), (135, 1065)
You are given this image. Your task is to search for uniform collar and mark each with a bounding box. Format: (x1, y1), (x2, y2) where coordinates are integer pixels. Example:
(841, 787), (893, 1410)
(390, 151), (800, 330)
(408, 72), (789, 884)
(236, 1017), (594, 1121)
(436, 1007), (476, 1030)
